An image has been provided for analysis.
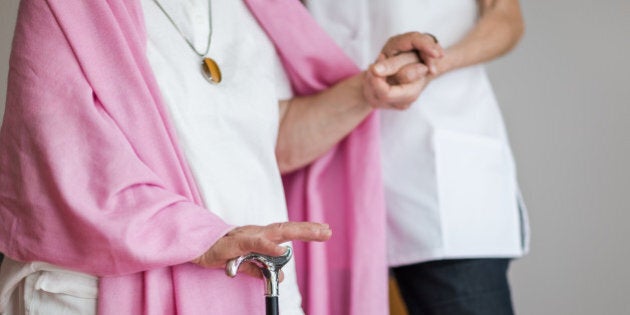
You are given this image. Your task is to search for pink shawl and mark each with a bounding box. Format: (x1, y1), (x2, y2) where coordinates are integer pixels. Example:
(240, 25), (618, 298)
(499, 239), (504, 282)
(245, 2), (388, 314)
(0, 0), (386, 314)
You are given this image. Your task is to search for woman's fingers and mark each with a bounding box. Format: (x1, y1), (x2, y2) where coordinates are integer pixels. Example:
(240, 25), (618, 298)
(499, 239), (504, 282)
(391, 63), (429, 85)
(364, 66), (431, 109)
(237, 262), (264, 279)
(363, 71), (390, 108)
(238, 233), (287, 257)
(371, 52), (420, 77)
(235, 222), (331, 256)
(381, 32), (444, 75)
(265, 222), (332, 243)
(192, 222), (331, 270)
(364, 34), (441, 109)
(382, 31), (444, 60)
(232, 264), (285, 283)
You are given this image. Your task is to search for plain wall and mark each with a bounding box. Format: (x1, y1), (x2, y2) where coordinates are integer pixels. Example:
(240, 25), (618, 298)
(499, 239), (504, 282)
(487, 1), (630, 314)
(1, 1), (629, 314)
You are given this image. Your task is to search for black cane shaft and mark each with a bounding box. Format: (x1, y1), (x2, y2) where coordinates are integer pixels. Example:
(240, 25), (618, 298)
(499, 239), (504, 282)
(266, 296), (279, 315)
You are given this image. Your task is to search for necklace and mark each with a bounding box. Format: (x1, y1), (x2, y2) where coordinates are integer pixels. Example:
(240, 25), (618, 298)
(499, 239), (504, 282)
(152, 0), (222, 84)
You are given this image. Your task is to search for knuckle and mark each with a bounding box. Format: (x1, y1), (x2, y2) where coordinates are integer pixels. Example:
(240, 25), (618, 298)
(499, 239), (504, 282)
(253, 238), (267, 250)
(408, 31), (422, 38)
(237, 238), (250, 252)
(256, 236), (269, 245)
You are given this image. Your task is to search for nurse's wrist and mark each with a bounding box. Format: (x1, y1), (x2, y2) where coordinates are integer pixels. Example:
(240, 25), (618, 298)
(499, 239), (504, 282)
(437, 48), (463, 75)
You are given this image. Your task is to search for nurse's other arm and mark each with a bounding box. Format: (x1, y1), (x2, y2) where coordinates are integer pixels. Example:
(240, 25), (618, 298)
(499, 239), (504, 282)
(275, 49), (438, 174)
(382, 0), (524, 76)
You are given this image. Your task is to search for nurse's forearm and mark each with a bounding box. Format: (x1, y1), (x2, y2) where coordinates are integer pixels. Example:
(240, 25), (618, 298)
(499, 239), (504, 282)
(276, 74), (372, 174)
(437, 0), (524, 74)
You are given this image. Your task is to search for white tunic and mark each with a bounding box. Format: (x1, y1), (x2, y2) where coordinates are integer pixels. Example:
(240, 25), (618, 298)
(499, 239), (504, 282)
(0, 1), (304, 314)
(307, 0), (530, 267)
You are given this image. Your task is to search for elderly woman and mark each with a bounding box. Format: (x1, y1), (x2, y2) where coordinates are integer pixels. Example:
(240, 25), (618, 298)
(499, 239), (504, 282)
(0, 0), (438, 314)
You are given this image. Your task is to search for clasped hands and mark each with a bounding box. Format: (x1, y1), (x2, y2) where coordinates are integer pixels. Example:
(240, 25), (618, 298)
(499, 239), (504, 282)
(363, 32), (445, 110)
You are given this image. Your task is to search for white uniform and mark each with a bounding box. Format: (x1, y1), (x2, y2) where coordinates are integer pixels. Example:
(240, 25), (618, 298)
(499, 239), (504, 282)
(307, 0), (529, 267)
(0, 0), (303, 314)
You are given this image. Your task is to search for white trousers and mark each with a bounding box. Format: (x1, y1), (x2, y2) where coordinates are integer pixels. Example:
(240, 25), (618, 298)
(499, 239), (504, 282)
(0, 258), (97, 315)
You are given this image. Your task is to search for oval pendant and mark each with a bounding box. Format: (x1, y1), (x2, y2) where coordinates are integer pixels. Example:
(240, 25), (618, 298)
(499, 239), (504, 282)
(202, 57), (222, 84)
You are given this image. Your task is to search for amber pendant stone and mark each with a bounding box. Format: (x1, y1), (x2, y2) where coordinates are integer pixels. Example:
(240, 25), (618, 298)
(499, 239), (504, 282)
(202, 57), (222, 84)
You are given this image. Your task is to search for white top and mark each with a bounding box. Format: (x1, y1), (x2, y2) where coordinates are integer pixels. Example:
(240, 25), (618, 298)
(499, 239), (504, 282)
(143, 0), (291, 226)
(142, 1), (303, 313)
(0, 1), (304, 314)
(307, 0), (529, 266)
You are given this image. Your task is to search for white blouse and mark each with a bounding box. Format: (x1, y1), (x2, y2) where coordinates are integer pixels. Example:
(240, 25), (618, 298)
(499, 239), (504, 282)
(142, 0), (303, 313)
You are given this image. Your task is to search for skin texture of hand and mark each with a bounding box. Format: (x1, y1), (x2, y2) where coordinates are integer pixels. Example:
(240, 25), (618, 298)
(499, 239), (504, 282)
(364, 51), (432, 110)
(192, 222), (332, 279)
(379, 31), (444, 75)
(363, 32), (444, 110)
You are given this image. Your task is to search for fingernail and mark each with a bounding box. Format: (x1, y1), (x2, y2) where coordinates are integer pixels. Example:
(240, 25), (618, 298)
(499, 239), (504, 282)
(374, 64), (385, 75)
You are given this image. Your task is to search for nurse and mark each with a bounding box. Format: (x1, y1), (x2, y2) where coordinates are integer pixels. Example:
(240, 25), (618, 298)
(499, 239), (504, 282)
(306, 0), (530, 313)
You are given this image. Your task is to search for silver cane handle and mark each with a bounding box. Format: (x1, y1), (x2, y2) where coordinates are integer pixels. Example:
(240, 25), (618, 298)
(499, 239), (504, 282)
(225, 246), (293, 297)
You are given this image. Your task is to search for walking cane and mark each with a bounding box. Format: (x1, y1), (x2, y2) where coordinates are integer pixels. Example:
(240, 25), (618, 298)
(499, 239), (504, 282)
(226, 247), (292, 315)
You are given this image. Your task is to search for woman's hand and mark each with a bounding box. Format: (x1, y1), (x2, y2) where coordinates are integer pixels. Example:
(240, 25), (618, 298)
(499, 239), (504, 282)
(363, 32), (444, 110)
(363, 52), (428, 110)
(192, 222), (331, 279)
(380, 32), (444, 75)
(274, 33), (442, 172)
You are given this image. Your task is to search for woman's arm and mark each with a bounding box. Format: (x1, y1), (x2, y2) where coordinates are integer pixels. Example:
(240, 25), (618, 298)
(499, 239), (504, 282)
(275, 51), (435, 174)
(276, 74), (369, 174)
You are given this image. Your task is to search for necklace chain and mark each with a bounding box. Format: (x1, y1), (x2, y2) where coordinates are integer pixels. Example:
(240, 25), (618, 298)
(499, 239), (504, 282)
(152, 0), (213, 58)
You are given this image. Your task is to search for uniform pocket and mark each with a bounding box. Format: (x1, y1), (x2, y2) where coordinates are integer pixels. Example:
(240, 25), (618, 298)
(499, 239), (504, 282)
(433, 129), (521, 256)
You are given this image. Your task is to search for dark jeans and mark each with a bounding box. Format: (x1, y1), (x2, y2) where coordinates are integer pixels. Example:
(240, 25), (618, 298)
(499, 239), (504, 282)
(392, 258), (514, 315)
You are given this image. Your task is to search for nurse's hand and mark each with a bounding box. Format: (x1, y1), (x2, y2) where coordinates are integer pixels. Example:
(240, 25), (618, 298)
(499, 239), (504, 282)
(363, 32), (444, 110)
(381, 31), (444, 75)
(191, 222), (331, 279)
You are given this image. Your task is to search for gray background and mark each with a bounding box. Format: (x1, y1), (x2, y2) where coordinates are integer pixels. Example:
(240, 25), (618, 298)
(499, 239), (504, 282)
(1, 1), (629, 314)
(487, 1), (630, 314)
